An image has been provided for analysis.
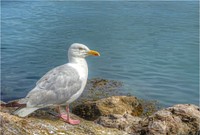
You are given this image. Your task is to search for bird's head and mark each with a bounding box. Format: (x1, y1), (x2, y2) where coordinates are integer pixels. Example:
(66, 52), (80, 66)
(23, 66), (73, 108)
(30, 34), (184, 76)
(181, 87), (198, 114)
(68, 43), (100, 59)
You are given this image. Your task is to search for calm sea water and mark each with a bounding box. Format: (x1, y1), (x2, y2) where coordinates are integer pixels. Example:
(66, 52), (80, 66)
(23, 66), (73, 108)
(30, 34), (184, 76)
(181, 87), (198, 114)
(1, 1), (199, 107)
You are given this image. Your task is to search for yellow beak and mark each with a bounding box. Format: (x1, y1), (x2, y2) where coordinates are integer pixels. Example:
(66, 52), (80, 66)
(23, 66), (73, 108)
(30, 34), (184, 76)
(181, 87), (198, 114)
(87, 50), (100, 56)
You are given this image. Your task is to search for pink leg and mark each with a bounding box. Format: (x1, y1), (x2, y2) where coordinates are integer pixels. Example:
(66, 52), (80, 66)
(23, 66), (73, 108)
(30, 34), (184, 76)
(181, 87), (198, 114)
(57, 105), (80, 125)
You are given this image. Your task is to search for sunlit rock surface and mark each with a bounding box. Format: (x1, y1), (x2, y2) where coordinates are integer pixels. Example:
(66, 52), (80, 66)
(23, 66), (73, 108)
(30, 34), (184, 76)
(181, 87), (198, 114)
(0, 107), (127, 135)
(96, 104), (200, 135)
(72, 96), (143, 120)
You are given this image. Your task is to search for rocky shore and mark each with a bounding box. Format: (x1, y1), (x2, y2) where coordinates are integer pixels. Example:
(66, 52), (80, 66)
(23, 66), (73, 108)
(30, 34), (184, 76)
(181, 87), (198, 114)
(1, 78), (199, 135)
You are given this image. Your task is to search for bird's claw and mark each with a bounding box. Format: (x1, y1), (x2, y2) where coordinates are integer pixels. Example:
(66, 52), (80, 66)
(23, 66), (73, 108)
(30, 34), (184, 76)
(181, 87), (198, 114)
(59, 113), (80, 125)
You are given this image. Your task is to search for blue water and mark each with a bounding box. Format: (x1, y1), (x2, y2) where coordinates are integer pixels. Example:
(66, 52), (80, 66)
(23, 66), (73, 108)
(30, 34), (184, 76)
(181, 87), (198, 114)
(1, 1), (199, 107)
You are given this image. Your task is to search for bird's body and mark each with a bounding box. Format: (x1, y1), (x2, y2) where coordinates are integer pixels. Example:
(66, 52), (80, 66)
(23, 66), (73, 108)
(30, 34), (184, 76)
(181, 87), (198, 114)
(10, 43), (100, 124)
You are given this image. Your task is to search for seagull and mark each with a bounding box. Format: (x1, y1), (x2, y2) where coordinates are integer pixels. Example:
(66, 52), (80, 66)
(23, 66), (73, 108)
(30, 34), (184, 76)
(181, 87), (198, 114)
(10, 43), (100, 125)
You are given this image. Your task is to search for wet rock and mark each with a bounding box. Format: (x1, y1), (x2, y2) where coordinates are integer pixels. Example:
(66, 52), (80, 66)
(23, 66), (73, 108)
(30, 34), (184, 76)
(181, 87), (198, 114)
(70, 78), (124, 110)
(86, 78), (123, 90)
(96, 104), (200, 135)
(72, 96), (143, 121)
(139, 99), (160, 117)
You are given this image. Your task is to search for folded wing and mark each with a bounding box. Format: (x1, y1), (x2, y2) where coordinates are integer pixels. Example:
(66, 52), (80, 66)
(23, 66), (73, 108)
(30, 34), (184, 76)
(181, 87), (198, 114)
(25, 64), (82, 108)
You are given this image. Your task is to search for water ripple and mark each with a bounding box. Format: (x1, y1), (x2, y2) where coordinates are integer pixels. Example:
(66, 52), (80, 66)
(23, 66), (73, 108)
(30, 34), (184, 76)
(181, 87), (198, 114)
(1, 1), (198, 106)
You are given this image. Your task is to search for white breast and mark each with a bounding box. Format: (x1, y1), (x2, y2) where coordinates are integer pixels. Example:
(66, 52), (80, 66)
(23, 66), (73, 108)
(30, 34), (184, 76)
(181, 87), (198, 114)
(66, 60), (88, 104)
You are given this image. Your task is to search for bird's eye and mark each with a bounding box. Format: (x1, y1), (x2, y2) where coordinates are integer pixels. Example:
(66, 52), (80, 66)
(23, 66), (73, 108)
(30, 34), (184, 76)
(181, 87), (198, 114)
(79, 47), (84, 50)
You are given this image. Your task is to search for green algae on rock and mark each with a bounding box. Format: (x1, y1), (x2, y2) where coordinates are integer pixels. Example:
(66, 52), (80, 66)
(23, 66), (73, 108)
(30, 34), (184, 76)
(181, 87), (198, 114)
(72, 78), (123, 104)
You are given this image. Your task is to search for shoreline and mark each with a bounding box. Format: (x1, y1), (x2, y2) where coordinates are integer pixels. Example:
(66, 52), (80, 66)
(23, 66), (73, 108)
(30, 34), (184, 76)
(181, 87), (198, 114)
(1, 78), (199, 135)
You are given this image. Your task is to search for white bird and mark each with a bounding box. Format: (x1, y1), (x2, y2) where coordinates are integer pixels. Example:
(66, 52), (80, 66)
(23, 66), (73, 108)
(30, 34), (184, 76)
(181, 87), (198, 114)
(11, 43), (100, 125)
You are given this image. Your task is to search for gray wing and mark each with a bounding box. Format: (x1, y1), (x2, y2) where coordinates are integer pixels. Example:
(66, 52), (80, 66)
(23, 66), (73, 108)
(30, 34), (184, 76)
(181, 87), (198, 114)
(25, 64), (82, 107)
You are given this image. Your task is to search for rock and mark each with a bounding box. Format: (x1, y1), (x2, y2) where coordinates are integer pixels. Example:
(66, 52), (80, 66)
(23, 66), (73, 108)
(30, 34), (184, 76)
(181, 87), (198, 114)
(96, 114), (142, 134)
(72, 78), (123, 104)
(140, 104), (200, 135)
(86, 78), (123, 90)
(70, 78), (124, 110)
(1, 98), (199, 135)
(96, 104), (200, 135)
(72, 96), (143, 120)
(0, 106), (128, 135)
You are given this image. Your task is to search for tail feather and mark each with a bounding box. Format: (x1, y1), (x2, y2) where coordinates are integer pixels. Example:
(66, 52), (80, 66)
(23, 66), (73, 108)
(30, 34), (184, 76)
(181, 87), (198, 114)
(13, 107), (38, 117)
(1, 101), (26, 108)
